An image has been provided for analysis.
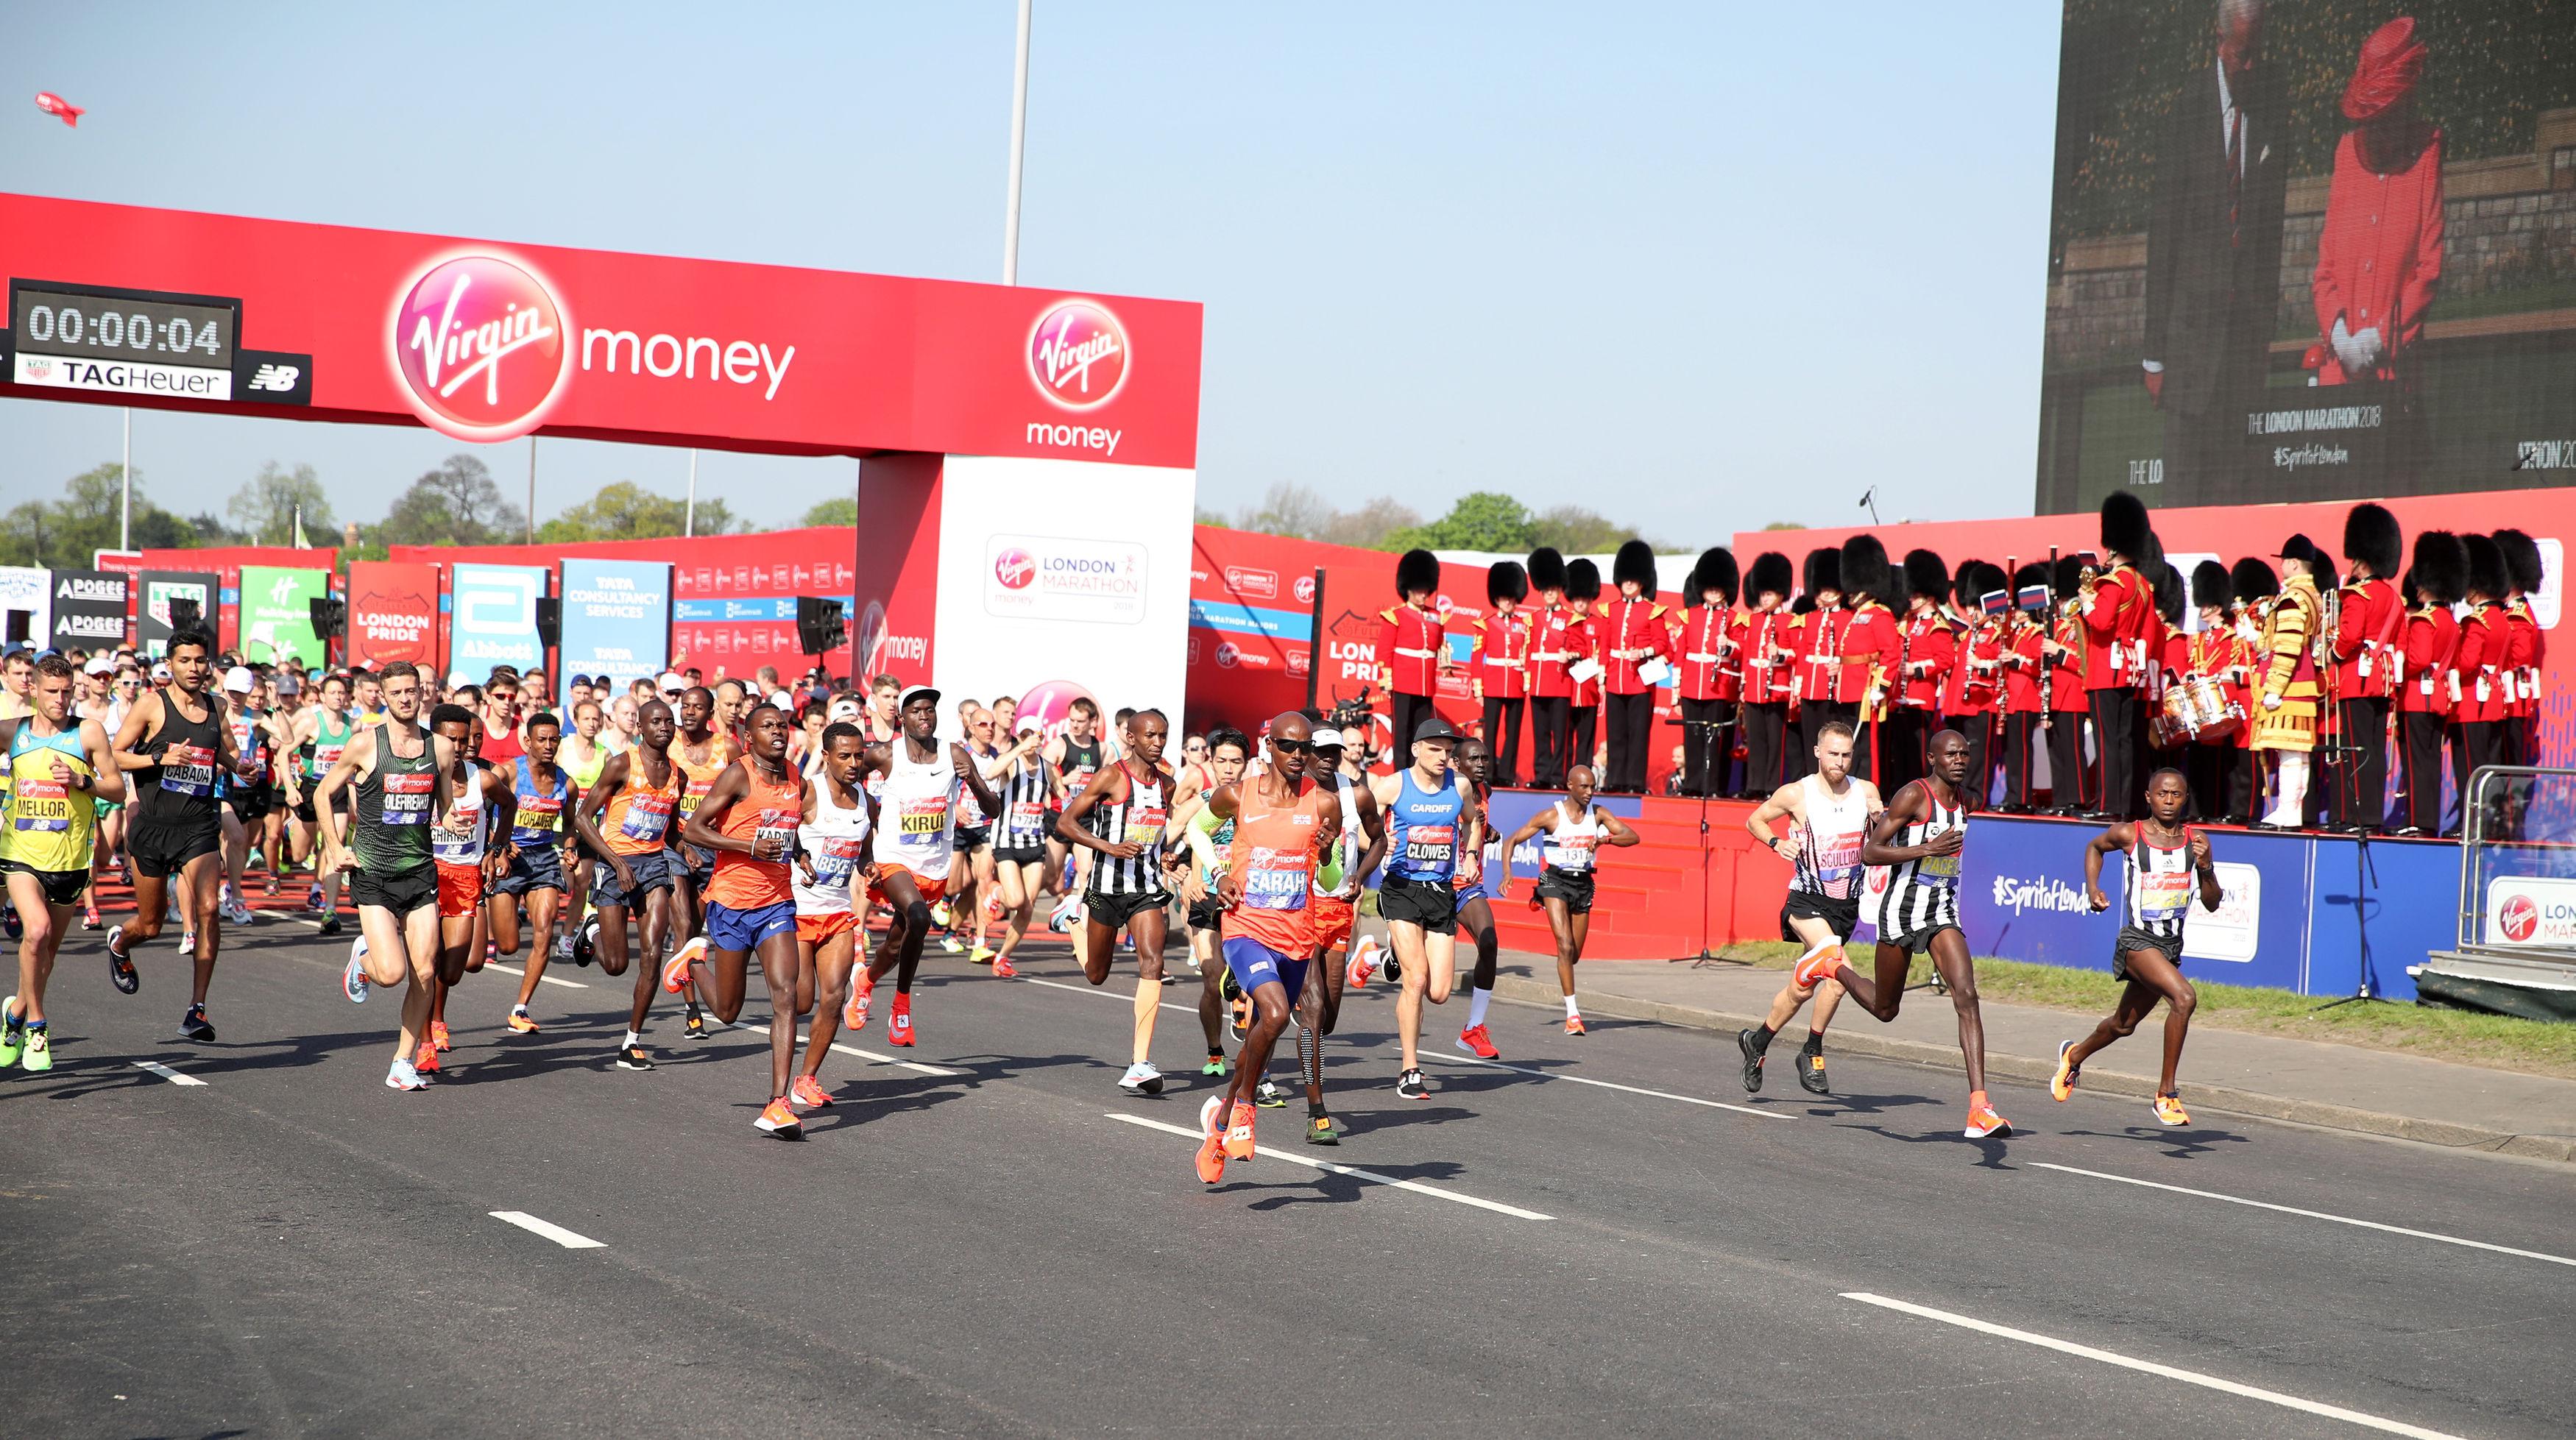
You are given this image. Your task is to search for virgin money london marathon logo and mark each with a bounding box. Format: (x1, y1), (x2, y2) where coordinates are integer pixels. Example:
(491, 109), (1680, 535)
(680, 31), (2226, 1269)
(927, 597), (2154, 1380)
(2499, 892), (2539, 943)
(994, 548), (1036, 591)
(391, 255), (570, 442)
(1027, 301), (1128, 411)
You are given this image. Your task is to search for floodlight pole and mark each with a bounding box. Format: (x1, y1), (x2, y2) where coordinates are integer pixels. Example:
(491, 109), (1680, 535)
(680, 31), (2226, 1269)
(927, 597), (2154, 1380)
(120, 408), (132, 550)
(1002, 0), (1033, 284)
(686, 449), (698, 537)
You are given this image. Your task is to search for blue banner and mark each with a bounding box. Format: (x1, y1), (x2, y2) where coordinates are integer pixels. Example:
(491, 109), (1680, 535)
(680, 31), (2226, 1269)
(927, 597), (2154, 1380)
(447, 563), (547, 685)
(558, 558), (670, 692)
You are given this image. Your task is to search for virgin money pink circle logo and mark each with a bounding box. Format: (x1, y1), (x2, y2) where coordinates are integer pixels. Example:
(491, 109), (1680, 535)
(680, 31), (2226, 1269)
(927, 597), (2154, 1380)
(994, 547), (1036, 590)
(1027, 300), (1128, 411)
(1215, 641), (1241, 669)
(1016, 680), (1099, 742)
(2499, 893), (2539, 942)
(1294, 575), (1317, 604)
(389, 254), (570, 442)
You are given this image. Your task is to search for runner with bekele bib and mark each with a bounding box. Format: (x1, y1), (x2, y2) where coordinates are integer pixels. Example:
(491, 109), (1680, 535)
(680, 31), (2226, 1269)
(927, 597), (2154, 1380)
(843, 686), (1003, 1051)
(576, 699), (684, 1073)
(1058, 708), (1185, 1097)
(2055, 769), (2223, 1128)
(107, 629), (258, 1042)
(1497, 764), (1639, 1038)
(668, 702), (818, 1138)
(314, 662), (450, 1092)
(0, 655), (126, 1074)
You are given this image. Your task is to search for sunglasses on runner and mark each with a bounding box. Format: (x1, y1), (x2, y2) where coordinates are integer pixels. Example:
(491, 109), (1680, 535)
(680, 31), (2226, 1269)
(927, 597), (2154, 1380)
(1270, 739), (1312, 756)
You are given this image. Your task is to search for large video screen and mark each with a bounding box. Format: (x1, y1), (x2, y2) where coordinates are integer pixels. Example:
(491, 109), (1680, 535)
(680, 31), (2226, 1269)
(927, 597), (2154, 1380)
(2037, 1), (2576, 512)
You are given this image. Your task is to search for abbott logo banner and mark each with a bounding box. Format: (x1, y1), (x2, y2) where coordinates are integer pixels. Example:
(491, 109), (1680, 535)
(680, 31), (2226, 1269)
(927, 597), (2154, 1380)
(2182, 861), (2261, 963)
(449, 563), (547, 683)
(983, 533), (1147, 625)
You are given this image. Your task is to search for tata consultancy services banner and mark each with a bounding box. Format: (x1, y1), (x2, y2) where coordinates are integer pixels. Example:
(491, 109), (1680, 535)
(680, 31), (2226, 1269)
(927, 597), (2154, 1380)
(345, 561), (441, 670)
(238, 567), (328, 670)
(449, 564), (546, 684)
(559, 558), (669, 691)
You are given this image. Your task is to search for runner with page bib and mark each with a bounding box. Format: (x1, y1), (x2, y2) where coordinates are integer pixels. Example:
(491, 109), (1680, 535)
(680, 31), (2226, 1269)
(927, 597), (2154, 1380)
(1738, 719), (1880, 1095)
(576, 699), (684, 1072)
(2057, 768), (2222, 1127)
(1496, 765), (1638, 1037)
(847, 687), (1003, 1050)
(668, 703), (813, 1138)
(1194, 712), (1341, 1185)
(0, 655), (124, 1074)
(786, 721), (874, 1110)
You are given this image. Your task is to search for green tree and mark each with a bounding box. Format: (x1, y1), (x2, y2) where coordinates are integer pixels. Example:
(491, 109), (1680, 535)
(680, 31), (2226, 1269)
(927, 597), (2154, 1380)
(380, 454), (527, 547)
(1320, 497), (1420, 550)
(227, 461), (334, 546)
(0, 464), (213, 566)
(536, 480), (738, 542)
(1384, 491), (1538, 553)
(1528, 504), (1632, 555)
(802, 494), (857, 528)
(1761, 520), (1808, 531)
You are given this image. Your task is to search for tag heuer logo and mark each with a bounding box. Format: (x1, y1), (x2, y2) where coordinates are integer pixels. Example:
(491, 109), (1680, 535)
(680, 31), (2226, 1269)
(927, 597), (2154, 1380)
(247, 363), (302, 393)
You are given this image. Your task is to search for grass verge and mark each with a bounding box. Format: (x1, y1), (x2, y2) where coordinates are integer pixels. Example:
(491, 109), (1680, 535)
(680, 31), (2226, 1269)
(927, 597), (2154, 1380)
(1702, 941), (2576, 1081)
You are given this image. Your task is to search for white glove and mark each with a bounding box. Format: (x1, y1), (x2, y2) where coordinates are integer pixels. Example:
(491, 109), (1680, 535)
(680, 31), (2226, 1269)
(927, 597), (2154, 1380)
(2354, 326), (2383, 370)
(2329, 316), (2364, 375)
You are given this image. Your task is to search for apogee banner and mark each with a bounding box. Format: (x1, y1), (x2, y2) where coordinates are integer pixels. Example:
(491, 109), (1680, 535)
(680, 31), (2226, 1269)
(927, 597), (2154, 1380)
(345, 561), (441, 670)
(448, 564), (547, 684)
(48, 569), (125, 651)
(559, 558), (670, 691)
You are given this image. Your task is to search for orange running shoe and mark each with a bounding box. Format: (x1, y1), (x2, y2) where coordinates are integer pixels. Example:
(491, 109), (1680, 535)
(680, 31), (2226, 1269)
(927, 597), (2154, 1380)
(844, 973), (874, 1031)
(1222, 1101), (1256, 1160)
(790, 1074), (833, 1109)
(2152, 1092), (2190, 1127)
(1564, 1014), (1588, 1037)
(414, 1040), (442, 1075)
(1791, 944), (1844, 991)
(1963, 1102), (2011, 1139)
(1195, 1129), (1228, 1184)
(754, 1098), (803, 1138)
(992, 955), (1018, 979)
(2050, 1039), (2081, 1102)
(660, 936), (706, 995)
(507, 1010), (540, 1035)
(888, 996), (916, 1048)
(430, 1020), (453, 1052)
(1456, 1023), (1500, 1060)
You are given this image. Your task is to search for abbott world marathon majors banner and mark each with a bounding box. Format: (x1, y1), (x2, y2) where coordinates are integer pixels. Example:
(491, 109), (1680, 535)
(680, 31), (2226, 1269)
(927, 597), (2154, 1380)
(448, 564), (546, 684)
(559, 558), (670, 691)
(48, 569), (126, 651)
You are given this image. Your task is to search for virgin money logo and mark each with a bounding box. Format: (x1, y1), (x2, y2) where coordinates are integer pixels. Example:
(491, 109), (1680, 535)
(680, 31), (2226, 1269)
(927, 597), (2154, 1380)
(1294, 575), (1317, 604)
(2499, 893), (2539, 943)
(389, 254), (571, 443)
(1028, 300), (1128, 411)
(994, 547), (1036, 590)
(1215, 641), (1242, 669)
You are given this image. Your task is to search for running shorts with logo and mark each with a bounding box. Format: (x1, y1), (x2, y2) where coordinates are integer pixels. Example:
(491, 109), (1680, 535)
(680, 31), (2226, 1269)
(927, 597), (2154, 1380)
(1, 859), (87, 907)
(1535, 865), (1596, 914)
(708, 898), (797, 951)
(595, 848), (672, 909)
(1187, 894), (1226, 932)
(435, 860), (485, 920)
(1780, 890), (1860, 943)
(1377, 876), (1458, 934)
(1085, 885), (1170, 932)
(1222, 935), (1311, 1003)
(796, 909), (857, 944)
(351, 864), (439, 916)
(2112, 924), (2184, 978)
(1311, 896), (1355, 956)
(495, 845), (567, 896)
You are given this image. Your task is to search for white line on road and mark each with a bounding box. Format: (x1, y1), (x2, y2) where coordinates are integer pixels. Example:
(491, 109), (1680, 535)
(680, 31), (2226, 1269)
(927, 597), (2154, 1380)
(481, 961), (587, 990)
(1108, 1113), (1554, 1220)
(1425, 1051), (1791, 1121)
(488, 1210), (606, 1249)
(829, 1042), (960, 1077)
(132, 1060), (206, 1087)
(1021, 975), (1190, 1010)
(1841, 1292), (2460, 1439)
(2030, 1161), (2576, 1269)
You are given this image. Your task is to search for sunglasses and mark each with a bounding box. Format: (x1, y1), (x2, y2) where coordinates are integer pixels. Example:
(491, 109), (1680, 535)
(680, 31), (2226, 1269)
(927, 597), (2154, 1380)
(1270, 739), (1313, 756)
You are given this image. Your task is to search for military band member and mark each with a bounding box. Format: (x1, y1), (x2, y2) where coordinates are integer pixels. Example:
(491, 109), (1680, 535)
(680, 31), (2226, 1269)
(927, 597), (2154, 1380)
(1564, 558), (1607, 778)
(1737, 552), (1797, 798)
(2083, 494), (2156, 820)
(2450, 534), (2513, 834)
(1836, 536), (1899, 785)
(2184, 561), (2253, 824)
(1600, 540), (1674, 795)
(1526, 547), (1576, 788)
(1997, 565), (2052, 812)
(2497, 528), (2545, 772)
(2394, 531), (2463, 837)
(1471, 560), (1532, 786)
(1673, 547), (1741, 798)
(1790, 547), (1847, 785)
(2327, 504), (2404, 831)
(1379, 547), (1451, 758)
(2251, 535), (2327, 827)
(1881, 548), (1955, 795)
(1943, 561), (2009, 809)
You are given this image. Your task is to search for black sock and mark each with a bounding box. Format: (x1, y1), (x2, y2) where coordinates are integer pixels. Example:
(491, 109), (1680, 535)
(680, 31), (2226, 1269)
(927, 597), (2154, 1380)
(1752, 1024), (1776, 1051)
(1802, 1031), (1824, 1055)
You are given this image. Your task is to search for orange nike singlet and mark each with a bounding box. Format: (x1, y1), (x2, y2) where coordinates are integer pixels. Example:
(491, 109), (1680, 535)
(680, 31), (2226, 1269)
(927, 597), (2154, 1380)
(707, 761), (804, 910)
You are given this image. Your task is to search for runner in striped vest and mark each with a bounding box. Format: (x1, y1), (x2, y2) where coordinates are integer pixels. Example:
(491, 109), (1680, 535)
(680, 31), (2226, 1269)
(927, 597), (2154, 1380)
(1800, 728), (2012, 1139)
(2056, 768), (2222, 1128)
(1058, 709), (1183, 1096)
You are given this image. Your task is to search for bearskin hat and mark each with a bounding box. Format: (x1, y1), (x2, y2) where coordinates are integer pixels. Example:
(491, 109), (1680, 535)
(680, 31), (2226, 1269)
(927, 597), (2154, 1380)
(2053, 554), (2084, 600)
(2496, 528), (2544, 597)
(1748, 550), (1793, 602)
(1970, 561), (2010, 609)
(2153, 562), (2186, 627)
(2014, 561), (2050, 599)
(1486, 560), (1527, 606)
(1904, 549), (1952, 606)
(2101, 491), (2151, 559)
(2463, 533), (2508, 601)
(2409, 531), (2466, 607)
(2191, 560), (2232, 611)
(1802, 547), (1841, 601)
(1565, 557), (1602, 603)
(2231, 557), (2278, 605)
(1690, 547), (1738, 607)
(1840, 534), (1892, 607)
(1613, 539), (1657, 594)
(2343, 502), (2402, 579)
(1526, 546), (1567, 596)
(1395, 547), (1440, 599)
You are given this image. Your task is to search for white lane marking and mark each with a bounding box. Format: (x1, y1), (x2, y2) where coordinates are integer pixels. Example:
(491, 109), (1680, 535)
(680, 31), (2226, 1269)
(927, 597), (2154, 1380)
(481, 961), (587, 990)
(2031, 1162), (2576, 1269)
(1108, 1113), (1553, 1220)
(488, 1210), (606, 1249)
(1841, 1293), (2460, 1439)
(1021, 975), (1191, 1010)
(1425, 1052), (1791, 1121)
(829, 1042), (960, 1077)
(132, 1060), (207, 1087)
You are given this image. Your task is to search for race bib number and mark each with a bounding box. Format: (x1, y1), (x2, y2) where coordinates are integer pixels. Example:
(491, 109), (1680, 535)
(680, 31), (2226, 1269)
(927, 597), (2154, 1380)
(2137, 868), (2193, 919)
(1124, 804), (1167, 848)
(309, 741), (344, 777)
(1917, 827), (1961, 883)
(160, 743), (215, 796)
(12, 777), (70, 831)
(1010, 798), (1046, 831)
(516, 794), (565, 834)
(679, 777), (713, 817)
(898, 798), (947, 837)
(752, 806), (799, 859)
(1543, 834), (1596, 870)
(1403, 823), (1455, 867)
(1243, 851), (1311, 911)
(618, 792), (673, 843)
(381, 770), (434, 826)
(813, 835), (866, 889)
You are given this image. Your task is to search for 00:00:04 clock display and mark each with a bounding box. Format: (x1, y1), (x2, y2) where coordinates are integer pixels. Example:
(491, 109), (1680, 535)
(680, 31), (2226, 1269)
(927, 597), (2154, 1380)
(18, 302), (226, 358)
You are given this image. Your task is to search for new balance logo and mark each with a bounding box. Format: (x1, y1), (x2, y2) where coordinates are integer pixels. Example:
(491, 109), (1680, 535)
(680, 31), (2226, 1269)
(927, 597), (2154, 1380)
(247, 363), (301, 393)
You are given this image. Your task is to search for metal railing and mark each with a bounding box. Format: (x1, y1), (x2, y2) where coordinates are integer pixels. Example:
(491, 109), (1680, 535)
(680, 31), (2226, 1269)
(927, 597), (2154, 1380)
(2453, 765), (2576, 964)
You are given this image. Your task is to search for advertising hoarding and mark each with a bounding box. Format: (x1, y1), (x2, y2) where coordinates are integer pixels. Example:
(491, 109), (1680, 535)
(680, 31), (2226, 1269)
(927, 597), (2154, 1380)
(138, 570), (219, 656)
(559, 558), (670, 692)
(237, 567), (328, 670)
(447, 564), (547, 684)
(344, 561), (442, 670)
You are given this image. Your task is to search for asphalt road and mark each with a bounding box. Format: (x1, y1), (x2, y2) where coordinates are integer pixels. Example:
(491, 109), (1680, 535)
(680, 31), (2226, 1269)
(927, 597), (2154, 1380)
(5, 911), (2572, 1439)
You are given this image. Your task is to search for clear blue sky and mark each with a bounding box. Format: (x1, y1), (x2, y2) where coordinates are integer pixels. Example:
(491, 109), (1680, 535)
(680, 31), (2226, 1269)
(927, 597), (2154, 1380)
(0, 3), (2062, 539)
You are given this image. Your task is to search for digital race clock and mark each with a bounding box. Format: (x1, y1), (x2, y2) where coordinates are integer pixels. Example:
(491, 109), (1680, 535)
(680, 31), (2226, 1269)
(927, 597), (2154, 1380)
(11, 280), (237, 369)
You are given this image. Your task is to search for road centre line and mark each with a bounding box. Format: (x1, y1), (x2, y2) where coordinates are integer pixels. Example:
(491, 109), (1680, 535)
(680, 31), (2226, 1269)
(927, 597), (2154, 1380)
(133, 1060), (206, 1086)
(1108, 1113), (1553, 1220)
(489, 1210), (606, 1249)
(829, 1042), (960, 1077)
(481, 961), (587, 990)
(2030, 1162), (2576, 1269)
(1841, 1292), (2460, 1439)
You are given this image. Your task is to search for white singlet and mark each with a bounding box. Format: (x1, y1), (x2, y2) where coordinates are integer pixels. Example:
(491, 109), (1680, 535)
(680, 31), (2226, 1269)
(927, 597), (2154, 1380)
(432, 767), (486, 868)
(795, 779), (874, 916)
(870, 739), (958, 882)
(1540, 801), (1605, 872)
(1790, 774), (1870, 901)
